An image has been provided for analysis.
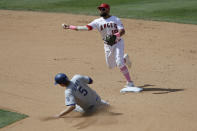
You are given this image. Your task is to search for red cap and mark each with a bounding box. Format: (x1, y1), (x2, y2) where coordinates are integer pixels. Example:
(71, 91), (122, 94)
(98, 3), (110, 9)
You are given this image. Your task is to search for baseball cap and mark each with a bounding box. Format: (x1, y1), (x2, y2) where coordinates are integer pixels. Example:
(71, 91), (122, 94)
(97, 3), (110, 10)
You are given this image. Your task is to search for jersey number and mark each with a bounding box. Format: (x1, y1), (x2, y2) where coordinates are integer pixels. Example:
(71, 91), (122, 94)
(78, 87), (88, 96)
(112, 29), (118, 34)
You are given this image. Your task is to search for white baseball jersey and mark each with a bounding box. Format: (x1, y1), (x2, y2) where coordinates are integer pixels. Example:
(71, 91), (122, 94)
(87, 16), (124, 39)
(87, 16), (125, 68)
(65, 75), (101, 111)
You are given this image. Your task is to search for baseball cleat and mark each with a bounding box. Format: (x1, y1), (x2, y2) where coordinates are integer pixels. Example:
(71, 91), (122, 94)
(124, 54), (131, 68)
(126, 81), (135, 87)
(74, 105), (85, 113)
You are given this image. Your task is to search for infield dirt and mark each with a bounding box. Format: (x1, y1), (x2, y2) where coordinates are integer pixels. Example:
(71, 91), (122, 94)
(0, 10), (197, 131)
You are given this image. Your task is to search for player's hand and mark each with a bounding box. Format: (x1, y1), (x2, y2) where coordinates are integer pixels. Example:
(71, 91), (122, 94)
(54, 114), (61, 118)
(62, 24), (70, 29)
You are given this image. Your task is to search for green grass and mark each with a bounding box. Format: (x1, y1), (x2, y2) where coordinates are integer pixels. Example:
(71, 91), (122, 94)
(0, 0), (197, 24)
(0, 109), (28, 128)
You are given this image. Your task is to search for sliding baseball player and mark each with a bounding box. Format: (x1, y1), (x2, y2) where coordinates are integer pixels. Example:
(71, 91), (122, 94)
(53, 73), (109, 118)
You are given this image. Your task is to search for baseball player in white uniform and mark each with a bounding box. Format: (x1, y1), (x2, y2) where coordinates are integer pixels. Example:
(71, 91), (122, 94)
(53, 73), (109, 118)
(62, 3), (143, 93)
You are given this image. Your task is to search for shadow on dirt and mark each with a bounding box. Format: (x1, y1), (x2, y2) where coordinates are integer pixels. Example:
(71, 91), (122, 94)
(139, 84), (184, 94)
(40, 106), (122, 129)
(64, 106), (123, 129)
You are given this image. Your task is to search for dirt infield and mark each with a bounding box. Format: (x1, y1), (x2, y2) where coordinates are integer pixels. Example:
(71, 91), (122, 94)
(0, 10), (197, 131)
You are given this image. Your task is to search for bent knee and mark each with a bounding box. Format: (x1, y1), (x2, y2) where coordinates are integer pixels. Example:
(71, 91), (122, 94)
(116, 60), (125, 68)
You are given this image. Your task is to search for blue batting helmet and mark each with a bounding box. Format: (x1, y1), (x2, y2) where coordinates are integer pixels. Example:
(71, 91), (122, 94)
(54, 73), (69, 85)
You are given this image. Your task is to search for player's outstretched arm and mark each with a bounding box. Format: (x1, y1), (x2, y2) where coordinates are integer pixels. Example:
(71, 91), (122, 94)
(62, 24), (90, 31)
(55, 105), (76, 118)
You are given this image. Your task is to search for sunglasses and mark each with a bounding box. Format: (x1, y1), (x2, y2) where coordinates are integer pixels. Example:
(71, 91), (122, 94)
(99, 8), (106, 11)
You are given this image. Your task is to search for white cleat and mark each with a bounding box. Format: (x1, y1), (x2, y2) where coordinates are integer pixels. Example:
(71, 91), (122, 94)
(124, 54), (132, 68)
(74, 105), (85, 113)
(101, 99), (110, 106)
(120, 82), (143, 93)
(126, 81), (135, 87)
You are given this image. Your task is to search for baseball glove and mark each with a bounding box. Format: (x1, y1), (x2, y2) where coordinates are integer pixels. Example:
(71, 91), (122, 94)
(104, 35), (117, 46)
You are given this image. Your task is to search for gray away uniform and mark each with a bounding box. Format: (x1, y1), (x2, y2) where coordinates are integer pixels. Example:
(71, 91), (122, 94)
(65, 75), (108, 112)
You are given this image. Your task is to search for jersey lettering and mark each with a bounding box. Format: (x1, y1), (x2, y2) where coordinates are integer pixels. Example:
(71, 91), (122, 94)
(107, 23), (110, 28)
(66, 97), (70, 102)
(104, 24), (107, 29)
(100, 22), (118, 31)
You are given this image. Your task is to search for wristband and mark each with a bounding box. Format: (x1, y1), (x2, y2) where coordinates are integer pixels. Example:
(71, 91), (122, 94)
(114, 32), (121, 37)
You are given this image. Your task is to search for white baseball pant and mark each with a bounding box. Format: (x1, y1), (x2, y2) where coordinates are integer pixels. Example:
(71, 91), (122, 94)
(104, 39), (125, 69)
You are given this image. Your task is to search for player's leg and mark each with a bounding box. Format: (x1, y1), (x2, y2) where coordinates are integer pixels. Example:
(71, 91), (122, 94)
(124, 54), (132, 69)
(85, 96), (109, 114)
(95, 96), (110, 111)
(115, 40), (143, 93)
(100, 99), (110, 106)
(74, 104), (85, 113)
(104, 44), (116, 69)
(115, 40), (132, 83)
